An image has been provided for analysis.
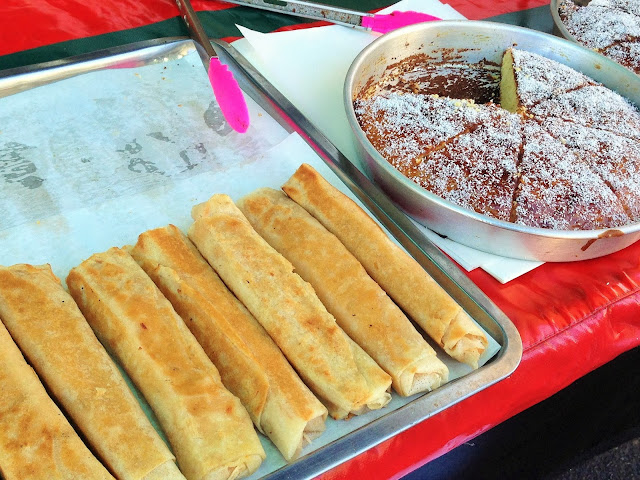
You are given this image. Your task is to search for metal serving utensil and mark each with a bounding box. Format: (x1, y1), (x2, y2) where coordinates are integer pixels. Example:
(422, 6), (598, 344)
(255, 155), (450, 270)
(220, 0), (440, 33)
(176, 0), (250, 132)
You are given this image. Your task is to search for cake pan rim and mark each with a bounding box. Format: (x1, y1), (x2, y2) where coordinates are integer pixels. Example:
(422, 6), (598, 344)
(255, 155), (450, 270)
(550, 0), (581, 44)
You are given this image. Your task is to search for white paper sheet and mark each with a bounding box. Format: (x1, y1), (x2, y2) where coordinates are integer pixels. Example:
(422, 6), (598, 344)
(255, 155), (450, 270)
(232, 0), (544, 283)
(0, 44), (500, 478)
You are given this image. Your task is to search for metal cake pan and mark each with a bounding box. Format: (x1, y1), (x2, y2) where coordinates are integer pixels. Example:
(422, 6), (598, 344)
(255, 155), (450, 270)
(550, 0), (580, 43)
(344, 20), (640, 262)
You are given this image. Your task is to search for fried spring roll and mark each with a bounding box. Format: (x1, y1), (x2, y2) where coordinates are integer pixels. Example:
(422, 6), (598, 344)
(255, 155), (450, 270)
(0, 321), (114, 480)
(0, 264), (183, 480)
(238, 188), (449, 396)
(129, 225), (328, 462)
(188, 194), (392, 419)
(66, 247), (265, 480)
(282, 164), (488, 369)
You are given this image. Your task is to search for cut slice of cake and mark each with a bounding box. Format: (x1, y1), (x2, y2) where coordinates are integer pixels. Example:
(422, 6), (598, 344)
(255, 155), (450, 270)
(354, 92), (493, 170)
(529, 85), (640, 141)
(514, 121), (630, 230)
(354, 47), (640, 231)
(541, 117), (640, 222)
(410, 108), (522, 222)
(500, 47), (596, 113)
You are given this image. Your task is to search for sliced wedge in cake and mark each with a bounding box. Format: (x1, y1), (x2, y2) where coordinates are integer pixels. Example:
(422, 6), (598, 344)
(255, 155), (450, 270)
(500, 48), (596, 114)
(541, 117), (640, 222)
(530, 85), (640, 141)
(411, 108), (522, 222)
(354, 92), (490, 170)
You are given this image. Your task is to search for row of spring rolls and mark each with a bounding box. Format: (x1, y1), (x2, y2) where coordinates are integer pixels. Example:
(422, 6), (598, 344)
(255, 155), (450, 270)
(0, 264), (181, 480)
(0, 163), (488, 480)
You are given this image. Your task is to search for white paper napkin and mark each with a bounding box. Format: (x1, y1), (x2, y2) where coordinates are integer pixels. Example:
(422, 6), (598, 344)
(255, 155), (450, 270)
(231, 0), (544, 283)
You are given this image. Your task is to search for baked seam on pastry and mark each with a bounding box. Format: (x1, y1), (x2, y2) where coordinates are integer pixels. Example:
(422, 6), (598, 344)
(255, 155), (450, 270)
(130, 224), (328, 462)
(66, 247), (265, 480)
(282, 164), (488, 369)
(237, 188), (449, 396)
(188, 194), (392, 419)
(0, 263), (182, 480)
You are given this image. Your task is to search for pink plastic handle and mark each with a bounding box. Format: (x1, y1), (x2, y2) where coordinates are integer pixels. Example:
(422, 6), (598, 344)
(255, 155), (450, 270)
(208, 58), (250, 133)
(362, 10), (441, 34)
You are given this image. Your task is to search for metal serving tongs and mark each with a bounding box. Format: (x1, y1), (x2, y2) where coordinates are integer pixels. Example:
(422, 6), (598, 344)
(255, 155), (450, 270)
(176, 0), (250, 132)
(220, 0), (440, 34)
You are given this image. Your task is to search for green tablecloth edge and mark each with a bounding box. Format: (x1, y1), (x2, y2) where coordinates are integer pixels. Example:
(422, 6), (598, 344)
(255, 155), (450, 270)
(0, 3), (385, 72)
(0, 5), (554, 73)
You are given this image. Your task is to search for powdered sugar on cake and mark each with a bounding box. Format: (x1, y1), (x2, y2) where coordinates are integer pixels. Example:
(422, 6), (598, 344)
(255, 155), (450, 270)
(510, 49), (596, 107)
(354, 93), (489, 167)
(515, 121), (629, 230)
(530, 85), (640, 140)
(589, 0), (640, 16)
(540, 117), (640, 221)
(558, 0), (640, 74)
(354, 48), (640, 230)
(413, 112), (521, 221)
(563, 5), (640, 49)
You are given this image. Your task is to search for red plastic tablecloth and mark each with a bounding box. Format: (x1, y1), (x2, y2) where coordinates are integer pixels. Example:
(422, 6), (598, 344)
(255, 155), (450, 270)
(2, 1), (639, 479)
(0, 0), (546, 57)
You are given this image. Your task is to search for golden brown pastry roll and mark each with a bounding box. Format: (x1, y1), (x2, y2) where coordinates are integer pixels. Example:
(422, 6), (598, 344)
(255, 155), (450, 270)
(129, 225), (327, 462)
(0, 320), (114, 480)
(0, 264), (183, 480)
(188, 194), (392, 419)
(238, 188), (449, 396)
(282, 164), (488, 369)
(66, 247), (265, 480)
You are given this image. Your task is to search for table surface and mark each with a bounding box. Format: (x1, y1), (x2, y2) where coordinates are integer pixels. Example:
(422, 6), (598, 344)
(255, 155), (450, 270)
(2, 1), (640, 479)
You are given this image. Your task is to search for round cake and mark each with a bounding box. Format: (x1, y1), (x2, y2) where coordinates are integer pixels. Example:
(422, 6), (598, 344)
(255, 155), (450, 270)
(354, 48), (640, 230)
(558, 0), (640, 75)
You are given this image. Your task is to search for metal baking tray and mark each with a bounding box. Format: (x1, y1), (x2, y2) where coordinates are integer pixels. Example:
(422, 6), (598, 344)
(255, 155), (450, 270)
(0, 37), (521, 479)
(344, 20), (640, 262)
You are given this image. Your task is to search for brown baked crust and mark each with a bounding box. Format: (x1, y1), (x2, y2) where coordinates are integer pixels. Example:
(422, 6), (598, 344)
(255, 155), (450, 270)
(238, 188), (449, 396)
(188, 194), (392, 419)
(66, 247), (265, 480)
(0, 263), (180, 480)
(130, 225), (328, 462)
(0, 321), (114, 480)
(282, 164), (487, 369)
